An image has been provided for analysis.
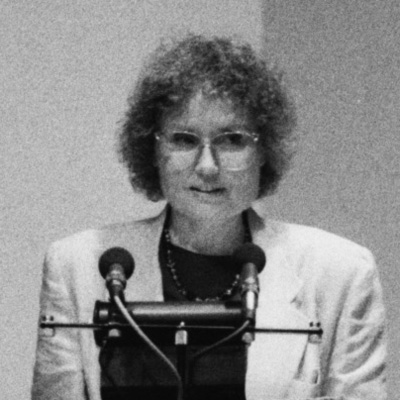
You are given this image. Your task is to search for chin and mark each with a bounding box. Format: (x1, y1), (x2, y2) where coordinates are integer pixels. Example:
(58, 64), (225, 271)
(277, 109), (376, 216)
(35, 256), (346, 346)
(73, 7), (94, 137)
(172, 200), (246, 222)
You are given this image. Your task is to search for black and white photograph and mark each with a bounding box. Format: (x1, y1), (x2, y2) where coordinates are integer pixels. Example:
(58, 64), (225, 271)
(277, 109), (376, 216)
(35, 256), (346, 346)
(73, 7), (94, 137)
(1, 1), (398, 399)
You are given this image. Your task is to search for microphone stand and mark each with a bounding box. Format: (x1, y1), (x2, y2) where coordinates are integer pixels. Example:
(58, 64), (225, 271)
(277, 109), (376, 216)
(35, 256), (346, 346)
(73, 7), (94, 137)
(39, 317), (323, 337)
(175, 323), (189, 398)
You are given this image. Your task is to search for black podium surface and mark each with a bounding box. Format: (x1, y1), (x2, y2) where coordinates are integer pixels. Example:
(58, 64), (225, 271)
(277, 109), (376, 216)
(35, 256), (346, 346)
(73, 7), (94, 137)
(100, 342), (247, 400)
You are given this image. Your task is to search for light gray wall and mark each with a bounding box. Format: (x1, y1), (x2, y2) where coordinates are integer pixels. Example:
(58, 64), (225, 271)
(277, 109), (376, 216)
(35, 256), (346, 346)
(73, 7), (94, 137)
(259, 1), (399, 398)
(1, 0), (398, 399)
(0, 1), (262, 398)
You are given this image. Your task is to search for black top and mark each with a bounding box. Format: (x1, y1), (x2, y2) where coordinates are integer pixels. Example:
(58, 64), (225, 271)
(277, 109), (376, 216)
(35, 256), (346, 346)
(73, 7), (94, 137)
(160, 236), (242, 302)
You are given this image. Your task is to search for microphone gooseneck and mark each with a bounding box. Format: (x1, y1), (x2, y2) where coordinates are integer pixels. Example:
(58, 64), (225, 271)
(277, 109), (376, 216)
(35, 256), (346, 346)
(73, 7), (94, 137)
(99, 247), (135, 299)
(233, 243), (266, 322)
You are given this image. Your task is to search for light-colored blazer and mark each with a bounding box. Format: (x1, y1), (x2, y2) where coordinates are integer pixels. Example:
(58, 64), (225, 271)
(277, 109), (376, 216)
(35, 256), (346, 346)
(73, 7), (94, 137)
(32, 207), (387, 400)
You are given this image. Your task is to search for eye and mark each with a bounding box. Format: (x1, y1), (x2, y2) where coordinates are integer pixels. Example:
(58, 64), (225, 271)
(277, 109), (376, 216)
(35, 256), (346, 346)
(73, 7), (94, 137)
(168, 132), (199, 149)
(214, 132), (249, 150)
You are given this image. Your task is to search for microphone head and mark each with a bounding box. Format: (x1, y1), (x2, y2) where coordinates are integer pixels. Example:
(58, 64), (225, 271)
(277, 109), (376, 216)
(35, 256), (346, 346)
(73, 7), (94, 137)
(99, 247), (135, 279)
(233, 243), (266, 273)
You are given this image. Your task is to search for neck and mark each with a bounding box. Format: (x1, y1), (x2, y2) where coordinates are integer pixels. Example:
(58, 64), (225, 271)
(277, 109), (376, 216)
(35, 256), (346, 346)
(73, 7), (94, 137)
(168, 209), (246, 255)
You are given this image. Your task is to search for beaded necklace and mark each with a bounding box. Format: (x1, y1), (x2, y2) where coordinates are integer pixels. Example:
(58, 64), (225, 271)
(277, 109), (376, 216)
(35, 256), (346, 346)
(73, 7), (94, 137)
(162, 207), (252, 302)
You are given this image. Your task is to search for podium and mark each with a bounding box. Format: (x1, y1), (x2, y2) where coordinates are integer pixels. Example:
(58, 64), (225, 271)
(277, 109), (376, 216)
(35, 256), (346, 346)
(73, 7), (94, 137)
(95, 300), (248, 400)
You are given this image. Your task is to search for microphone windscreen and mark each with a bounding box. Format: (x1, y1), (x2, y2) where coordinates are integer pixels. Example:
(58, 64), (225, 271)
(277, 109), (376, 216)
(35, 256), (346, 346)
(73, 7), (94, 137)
(99, 247), (135, 279)
(233, 243), (266, 273)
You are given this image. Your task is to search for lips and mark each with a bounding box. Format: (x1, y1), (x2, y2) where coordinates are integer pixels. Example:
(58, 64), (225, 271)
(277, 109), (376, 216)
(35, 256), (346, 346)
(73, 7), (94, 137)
(190, 186), (225, 194)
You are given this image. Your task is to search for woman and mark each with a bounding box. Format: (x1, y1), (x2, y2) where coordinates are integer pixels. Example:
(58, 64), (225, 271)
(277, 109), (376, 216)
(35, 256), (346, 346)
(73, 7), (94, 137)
(32, 34), (387, 399)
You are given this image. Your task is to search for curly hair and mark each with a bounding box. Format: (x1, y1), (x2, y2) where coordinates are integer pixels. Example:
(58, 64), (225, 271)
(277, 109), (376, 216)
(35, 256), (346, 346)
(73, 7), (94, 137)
(118, 33), (297, 201)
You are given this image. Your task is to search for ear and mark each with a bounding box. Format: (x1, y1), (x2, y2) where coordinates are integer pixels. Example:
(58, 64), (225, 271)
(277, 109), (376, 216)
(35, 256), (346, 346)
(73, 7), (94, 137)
(257, 148), (267, 167)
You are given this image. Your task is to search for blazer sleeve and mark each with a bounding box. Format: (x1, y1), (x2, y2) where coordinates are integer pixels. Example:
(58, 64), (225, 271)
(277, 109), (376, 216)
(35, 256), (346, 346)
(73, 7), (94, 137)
(323, 248), (387, 400)
(31, 241), (87, 400)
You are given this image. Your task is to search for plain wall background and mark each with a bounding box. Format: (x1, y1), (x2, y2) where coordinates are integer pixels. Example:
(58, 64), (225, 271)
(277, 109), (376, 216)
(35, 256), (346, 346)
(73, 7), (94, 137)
(260, 1), (399, 395)
(1, 1), (398, 399)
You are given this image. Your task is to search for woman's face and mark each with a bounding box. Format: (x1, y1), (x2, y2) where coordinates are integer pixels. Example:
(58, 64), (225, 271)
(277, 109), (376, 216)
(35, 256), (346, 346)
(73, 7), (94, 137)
(156, 91), (264, 223)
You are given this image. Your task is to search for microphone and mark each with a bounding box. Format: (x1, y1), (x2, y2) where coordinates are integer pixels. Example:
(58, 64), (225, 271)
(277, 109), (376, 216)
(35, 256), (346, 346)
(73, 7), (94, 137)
(233, 243), (266, 322)
(99, 247), (135, 300)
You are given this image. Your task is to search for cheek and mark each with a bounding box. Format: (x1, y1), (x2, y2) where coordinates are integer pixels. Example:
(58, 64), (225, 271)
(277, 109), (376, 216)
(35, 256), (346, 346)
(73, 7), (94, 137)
(228, 166), (261, 202)
(157, 154), (185, 192)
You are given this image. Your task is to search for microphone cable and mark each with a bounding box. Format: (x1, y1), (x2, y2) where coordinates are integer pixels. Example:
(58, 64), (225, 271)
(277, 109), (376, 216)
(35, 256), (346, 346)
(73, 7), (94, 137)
(187, 319), (251, 390)
(190, 319), (251, 362)
(113, 295), (184, 400)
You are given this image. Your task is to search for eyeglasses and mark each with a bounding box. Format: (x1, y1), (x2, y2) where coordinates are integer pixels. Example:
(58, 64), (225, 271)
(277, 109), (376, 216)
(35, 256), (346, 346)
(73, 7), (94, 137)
(155, 130), (260, 171)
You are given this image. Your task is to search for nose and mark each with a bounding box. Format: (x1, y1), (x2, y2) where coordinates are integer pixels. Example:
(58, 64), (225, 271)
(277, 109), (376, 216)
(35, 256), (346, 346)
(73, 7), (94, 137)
(194, 143), (219, 176)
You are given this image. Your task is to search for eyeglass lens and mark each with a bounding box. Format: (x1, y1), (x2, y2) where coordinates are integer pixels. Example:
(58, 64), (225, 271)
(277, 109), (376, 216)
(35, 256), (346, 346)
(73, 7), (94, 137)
(159, 131), (259, 171)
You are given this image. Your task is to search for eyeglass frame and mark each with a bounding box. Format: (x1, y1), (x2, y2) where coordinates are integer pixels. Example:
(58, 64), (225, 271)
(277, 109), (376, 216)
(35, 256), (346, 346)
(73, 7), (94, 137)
(154, 130), (261, 171)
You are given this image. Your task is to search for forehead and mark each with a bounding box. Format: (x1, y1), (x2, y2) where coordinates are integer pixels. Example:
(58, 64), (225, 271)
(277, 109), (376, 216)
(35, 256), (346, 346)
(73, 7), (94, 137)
(161, 91), (253, 131)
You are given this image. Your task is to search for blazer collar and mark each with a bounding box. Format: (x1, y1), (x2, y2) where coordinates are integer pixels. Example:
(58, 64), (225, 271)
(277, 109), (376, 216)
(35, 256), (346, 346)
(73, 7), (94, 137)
(248, 207), (304, 307)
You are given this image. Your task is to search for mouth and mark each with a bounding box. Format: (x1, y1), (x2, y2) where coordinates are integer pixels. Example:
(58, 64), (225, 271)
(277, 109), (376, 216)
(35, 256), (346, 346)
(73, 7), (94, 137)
(190, 187), (225, 195)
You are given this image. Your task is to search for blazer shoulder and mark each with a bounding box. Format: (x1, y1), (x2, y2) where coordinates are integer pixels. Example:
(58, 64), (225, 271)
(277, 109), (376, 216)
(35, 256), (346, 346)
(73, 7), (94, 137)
(286, 222), (371, 255)
(291, 224), (379, 292)
(44, 210), (166, 272)
(50, 210), (165, 251)
(259, 221), (383, 319)
(261, 219), (377, 279)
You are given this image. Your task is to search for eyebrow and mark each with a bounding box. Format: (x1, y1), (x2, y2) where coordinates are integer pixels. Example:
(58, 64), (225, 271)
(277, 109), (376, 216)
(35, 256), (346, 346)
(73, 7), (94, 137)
(166, 123), (254, 133)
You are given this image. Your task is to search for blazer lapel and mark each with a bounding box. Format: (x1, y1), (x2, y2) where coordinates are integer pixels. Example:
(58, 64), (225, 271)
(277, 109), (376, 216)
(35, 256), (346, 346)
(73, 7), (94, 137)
(246, 209), (311, 399)
(77, 209), (167, 400)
